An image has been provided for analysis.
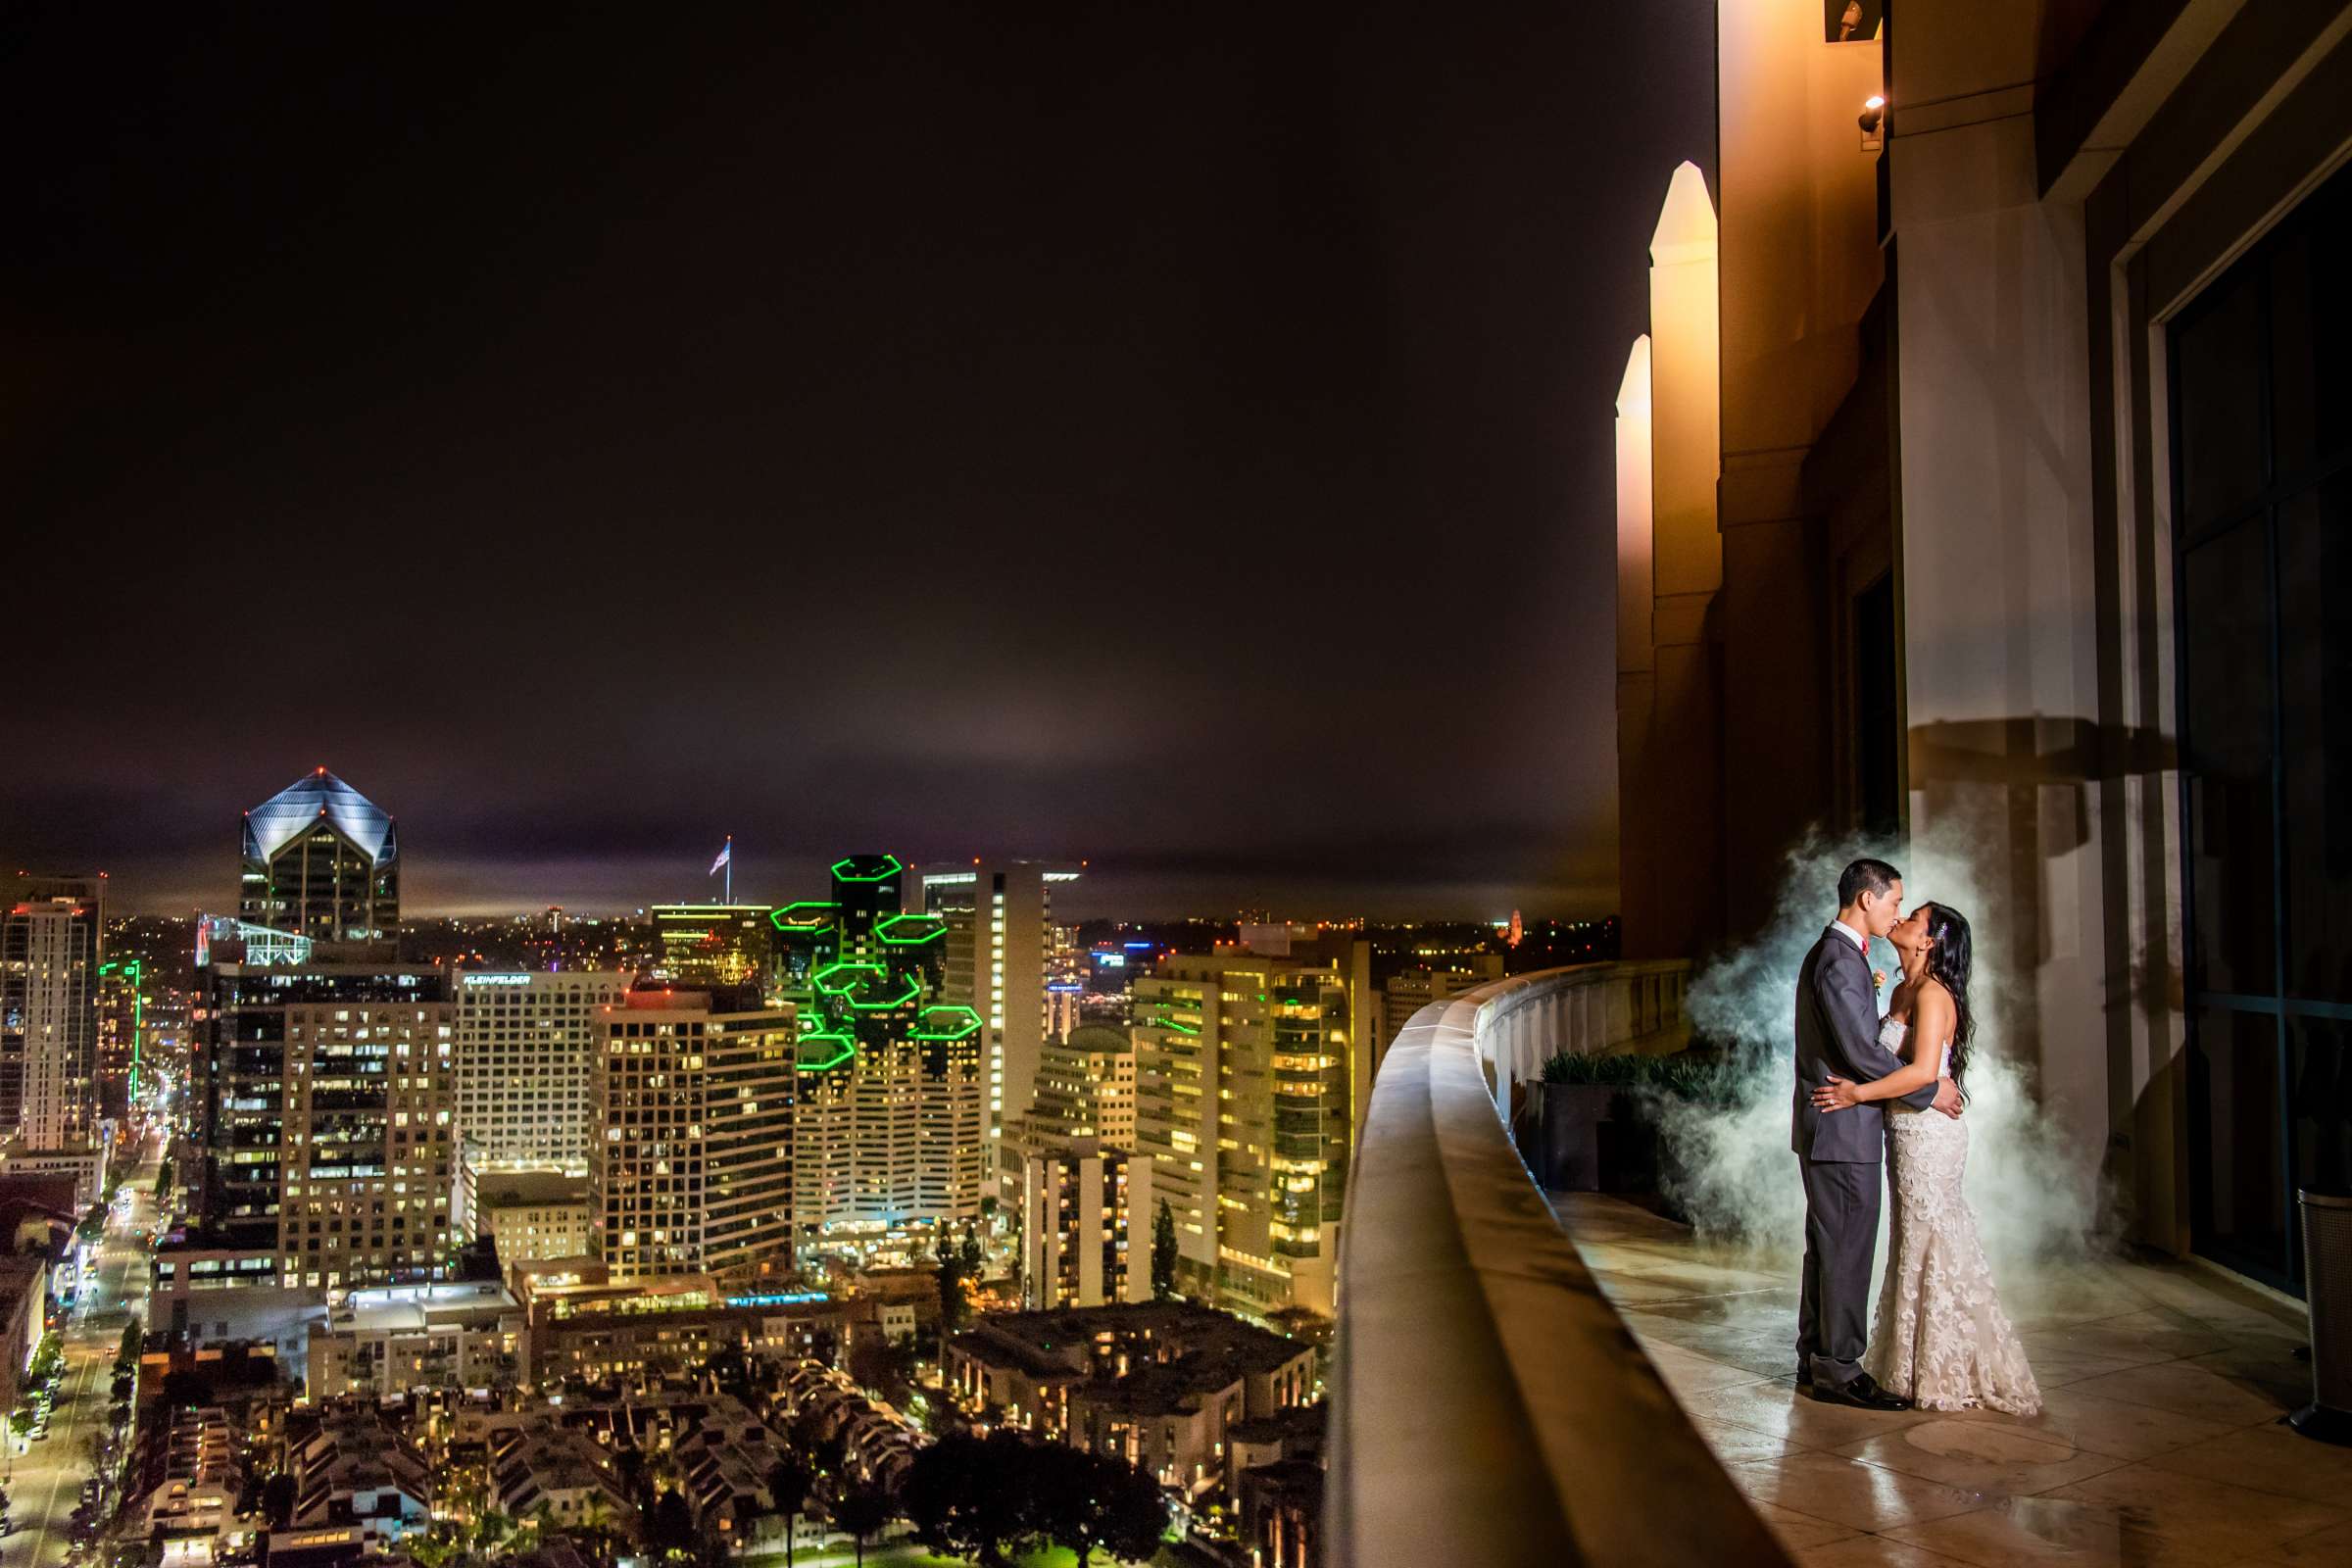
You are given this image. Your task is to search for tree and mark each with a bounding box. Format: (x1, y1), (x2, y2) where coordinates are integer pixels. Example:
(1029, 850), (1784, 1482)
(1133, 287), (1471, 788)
(847, 1333), (912, 1407)
(958, 1222), (983, 1276)
(261, 1472), (297, 1528)
(614, 1446), (655, 1516)
(900, 1430), (1036, 1568)
(650, 1490), (697, 1560)
(829, 1479), (896, 1568)
(765, 1454), (812, 1568)
(936, 1232), (969, 1333)
(116, 1323), (141, 1370)
(1151, 1199), (1179, 1300)
(1032, 1445), (1168, 1565)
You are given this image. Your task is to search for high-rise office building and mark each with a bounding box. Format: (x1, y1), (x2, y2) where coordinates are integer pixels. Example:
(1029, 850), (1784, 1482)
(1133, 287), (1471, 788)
(1, 875), (104, 1152)
(648, 906), (774, 991)
(197, 960), (458, 1289)
(590, 982), (796, 1285)
(1019, 1138), (1153, 1310)
(777, 855), (983, 1234)
(922, 862), (1075, 1175)
(452, 969), (631, 1177)
(1132, 951), (1355, 1319)
(239, 770), (399, 942)
(1022, 1023), (1136, 1151)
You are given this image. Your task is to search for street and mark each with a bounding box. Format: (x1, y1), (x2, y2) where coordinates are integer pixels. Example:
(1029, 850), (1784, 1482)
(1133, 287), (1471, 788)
(2, 1135), (162, 1568)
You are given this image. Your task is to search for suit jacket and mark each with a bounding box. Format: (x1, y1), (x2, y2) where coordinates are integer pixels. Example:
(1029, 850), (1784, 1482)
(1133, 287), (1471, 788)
(1791, 925), (1940, 1161)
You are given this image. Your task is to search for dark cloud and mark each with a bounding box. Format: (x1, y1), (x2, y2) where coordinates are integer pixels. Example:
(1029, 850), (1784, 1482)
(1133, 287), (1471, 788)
(1, 1), (1712, 920)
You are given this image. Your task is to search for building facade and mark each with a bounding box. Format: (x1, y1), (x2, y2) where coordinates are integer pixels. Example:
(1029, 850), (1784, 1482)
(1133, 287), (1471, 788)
(589, 983), (797, 1284)
(1019, 1138), (1152, 1309)
(1132, 952), (1353, 1318)
(468, 1169), (594, 1267)
(1023, 1023), (1136, 1151)
(648, 906), (774, 991)
(777, 856), (984, 1234)
(1617, 0), (2352, 1298)
(304, 1281), (524, 1399)
(452, 969), (629, 1176)
(923, 862), (1075, 1176)
(1, 874), (103, 1152)
(239, 771), (398, 942)
(196, 960), (458, 1289)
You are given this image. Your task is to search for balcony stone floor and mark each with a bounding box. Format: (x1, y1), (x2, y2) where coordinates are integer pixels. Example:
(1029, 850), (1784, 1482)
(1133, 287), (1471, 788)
(1555, 1192), (2352, 1567)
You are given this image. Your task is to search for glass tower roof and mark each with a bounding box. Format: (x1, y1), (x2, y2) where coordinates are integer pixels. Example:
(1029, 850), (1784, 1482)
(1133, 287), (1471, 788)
(242, 769), (398, 867)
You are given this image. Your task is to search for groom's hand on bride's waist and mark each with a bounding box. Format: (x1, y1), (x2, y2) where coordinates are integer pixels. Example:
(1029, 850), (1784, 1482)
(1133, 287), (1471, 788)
(1933, 1080), (1964, 1118)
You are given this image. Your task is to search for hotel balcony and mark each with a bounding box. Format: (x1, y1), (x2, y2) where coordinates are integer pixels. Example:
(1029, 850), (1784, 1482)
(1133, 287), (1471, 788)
(1330, 964), (2352, 1567)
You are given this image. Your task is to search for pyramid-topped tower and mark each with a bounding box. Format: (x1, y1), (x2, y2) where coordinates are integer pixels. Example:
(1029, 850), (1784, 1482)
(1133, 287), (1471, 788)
(239, 767), (399, 941)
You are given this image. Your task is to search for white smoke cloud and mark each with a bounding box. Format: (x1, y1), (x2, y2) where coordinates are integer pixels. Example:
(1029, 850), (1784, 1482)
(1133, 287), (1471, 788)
(1658, 825), (2109, 1275)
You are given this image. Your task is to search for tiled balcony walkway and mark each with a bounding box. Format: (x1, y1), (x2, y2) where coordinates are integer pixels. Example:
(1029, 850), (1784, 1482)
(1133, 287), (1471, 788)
(1556, 1193), (2352, 1566)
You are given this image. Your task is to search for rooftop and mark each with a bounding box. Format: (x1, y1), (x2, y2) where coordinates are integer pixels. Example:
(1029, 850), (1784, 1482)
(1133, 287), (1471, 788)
(243, 768), (396, 867)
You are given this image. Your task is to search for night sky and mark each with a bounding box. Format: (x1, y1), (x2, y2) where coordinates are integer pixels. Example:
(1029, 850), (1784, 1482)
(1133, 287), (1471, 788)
(3, 3), (1714, 921)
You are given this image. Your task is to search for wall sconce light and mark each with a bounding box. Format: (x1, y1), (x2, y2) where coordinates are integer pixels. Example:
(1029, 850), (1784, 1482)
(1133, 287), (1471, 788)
(1858, 95), (1885, 152)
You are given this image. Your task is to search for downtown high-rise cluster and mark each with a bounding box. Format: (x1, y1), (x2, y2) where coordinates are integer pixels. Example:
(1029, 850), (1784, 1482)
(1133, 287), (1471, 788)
(156, 770), (1377, 1329)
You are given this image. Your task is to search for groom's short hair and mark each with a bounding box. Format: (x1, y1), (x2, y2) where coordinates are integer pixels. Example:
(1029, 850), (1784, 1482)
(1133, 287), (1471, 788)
(1838, 857), (1902, 908)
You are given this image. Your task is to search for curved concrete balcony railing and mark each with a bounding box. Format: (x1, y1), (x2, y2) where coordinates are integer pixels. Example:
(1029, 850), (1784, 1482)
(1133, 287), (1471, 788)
(1328, 963), (1789, 1567)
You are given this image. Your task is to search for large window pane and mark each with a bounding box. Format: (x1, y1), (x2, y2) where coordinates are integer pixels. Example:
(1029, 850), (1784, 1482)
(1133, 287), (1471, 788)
(2190, 1004), (2288, 1281)
(2182, 514), (2276, 996)
(2270, 171), (2352, 480)
(2279, 477), (2352, 1004)
(2288, 1014), (2352, 1203)
(2177, 270), (2268, 537)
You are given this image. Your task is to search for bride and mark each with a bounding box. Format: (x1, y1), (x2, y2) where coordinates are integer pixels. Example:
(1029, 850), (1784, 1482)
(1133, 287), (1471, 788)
(1812, 902), (2041, 1416)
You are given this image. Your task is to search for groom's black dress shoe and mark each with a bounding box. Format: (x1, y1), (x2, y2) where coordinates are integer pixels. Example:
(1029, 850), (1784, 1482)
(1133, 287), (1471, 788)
(1807, 1373), (1911, 1411)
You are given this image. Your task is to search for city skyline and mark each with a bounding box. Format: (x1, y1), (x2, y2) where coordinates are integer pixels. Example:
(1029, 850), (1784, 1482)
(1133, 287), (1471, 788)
(17, 765), (1620, 924)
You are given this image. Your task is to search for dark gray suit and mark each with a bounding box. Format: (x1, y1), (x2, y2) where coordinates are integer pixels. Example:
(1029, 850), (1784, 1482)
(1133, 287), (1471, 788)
(1791, 924), (1939, 1388)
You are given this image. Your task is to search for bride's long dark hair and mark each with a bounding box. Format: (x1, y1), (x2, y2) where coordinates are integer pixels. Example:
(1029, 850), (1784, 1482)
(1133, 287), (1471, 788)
(1920, 903), (1976, 1092)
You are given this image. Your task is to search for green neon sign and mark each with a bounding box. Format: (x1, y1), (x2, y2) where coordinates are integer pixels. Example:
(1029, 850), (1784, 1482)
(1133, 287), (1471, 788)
(874, 912), (946, 945)
(849, 975), (921, 1011)
(769, 902), (839, 932)
(811, 960), (885, 997)
(797, 1033), (858, 1072)
(829, 854), (904, 883)
(911, 1004), (982, 1042)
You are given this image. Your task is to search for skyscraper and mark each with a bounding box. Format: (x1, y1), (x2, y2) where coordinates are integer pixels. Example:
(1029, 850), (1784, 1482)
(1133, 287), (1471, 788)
(1020, 1023), (1136, 1151)
(647, 905), (774, 991)
(0, 874), (103, 1153)
(777, 855), (983, 1235)
(197, 960), (458, 1288)
(1132, 950), (1354, 1319)
(239, 769), (399, 942)
(452, 969), (632, 1177)
(590, 982), (796, 1284)
(1019, 1139), (1153, 1310)
(922, 862), (1075, 1177)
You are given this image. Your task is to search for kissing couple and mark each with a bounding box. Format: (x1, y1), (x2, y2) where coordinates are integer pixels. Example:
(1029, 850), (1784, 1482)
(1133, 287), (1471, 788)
(1790, 858), (2040, 1415)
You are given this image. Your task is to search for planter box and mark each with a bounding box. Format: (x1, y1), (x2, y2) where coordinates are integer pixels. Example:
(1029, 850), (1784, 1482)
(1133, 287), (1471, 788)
(1536, 1083), (1618, 1191)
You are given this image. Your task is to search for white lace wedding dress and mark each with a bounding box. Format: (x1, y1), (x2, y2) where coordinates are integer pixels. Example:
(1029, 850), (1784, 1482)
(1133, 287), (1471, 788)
(1864, 1017), (2042, 1415)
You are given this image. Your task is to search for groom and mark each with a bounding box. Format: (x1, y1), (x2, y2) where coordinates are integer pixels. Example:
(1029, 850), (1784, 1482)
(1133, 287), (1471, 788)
(1791, 857), (1963, 1410)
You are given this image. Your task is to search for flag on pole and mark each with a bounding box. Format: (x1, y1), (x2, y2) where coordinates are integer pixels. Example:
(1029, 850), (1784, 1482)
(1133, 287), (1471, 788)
(710, 840), (731, 876)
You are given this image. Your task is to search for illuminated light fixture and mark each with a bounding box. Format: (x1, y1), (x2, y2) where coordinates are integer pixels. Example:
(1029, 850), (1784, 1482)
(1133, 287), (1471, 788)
(829, 854), (904, 883)
(848, 975), (921, 1011)
(911, 1004), (982, 1042)
(810, 960), (886, 997)
(797, 1037), (858, 1073)
(767, 901), (839, 932)
(1859, 94), (1886, 151)
(874, 912), (947, 945)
